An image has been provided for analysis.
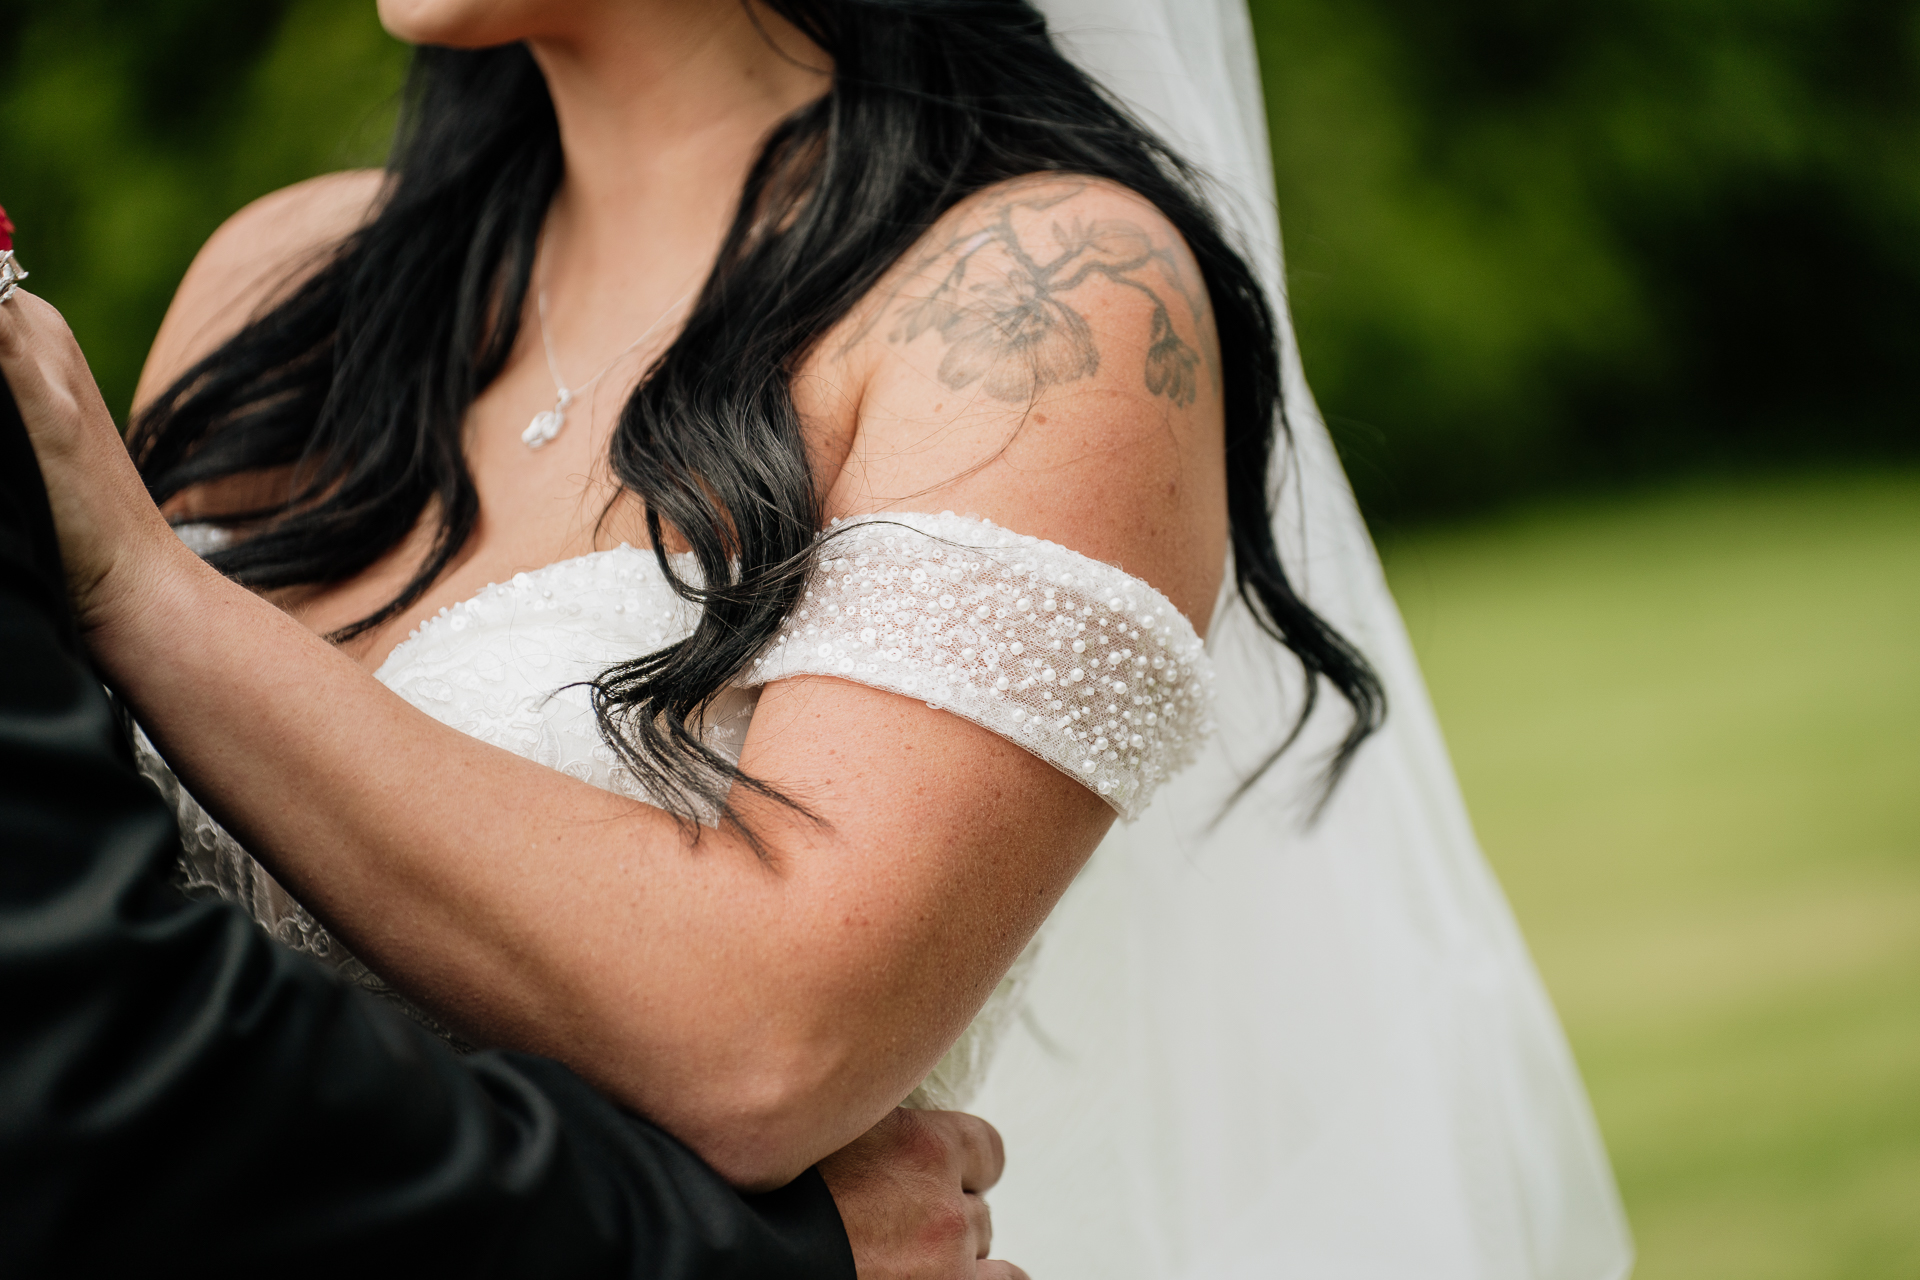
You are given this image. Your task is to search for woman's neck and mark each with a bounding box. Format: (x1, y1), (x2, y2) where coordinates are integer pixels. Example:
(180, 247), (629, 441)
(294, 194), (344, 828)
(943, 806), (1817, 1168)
(527, 3), (830, 334)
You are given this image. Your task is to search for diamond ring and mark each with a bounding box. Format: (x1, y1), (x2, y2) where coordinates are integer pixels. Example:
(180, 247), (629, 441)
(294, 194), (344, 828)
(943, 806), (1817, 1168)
(0, 204), (26, 305)
(0, 251), (27, 306)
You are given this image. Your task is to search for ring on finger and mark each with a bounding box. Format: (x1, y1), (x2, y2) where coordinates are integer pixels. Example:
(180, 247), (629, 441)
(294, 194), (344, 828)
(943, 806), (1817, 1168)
(0, 251), (29, 306)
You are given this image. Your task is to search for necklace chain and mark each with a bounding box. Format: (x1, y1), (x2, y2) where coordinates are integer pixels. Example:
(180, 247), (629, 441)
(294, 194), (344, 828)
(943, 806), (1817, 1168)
(523, 283), (698, 450)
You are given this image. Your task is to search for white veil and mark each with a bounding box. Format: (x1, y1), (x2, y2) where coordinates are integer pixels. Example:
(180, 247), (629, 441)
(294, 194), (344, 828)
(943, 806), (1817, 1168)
(969, 3), (1636, 1276)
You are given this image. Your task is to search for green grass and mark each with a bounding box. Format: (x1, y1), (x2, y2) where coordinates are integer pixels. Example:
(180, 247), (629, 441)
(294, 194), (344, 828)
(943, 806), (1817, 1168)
(1380, 472), (1920, 1280)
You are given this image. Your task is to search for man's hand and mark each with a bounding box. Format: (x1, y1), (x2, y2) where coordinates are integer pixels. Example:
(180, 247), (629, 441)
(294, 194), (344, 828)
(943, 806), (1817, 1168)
(820, 1109), (1029, 1280)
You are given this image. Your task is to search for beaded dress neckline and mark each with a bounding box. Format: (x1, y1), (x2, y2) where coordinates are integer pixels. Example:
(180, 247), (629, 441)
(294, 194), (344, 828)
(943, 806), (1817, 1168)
(370, 543), (679, 685)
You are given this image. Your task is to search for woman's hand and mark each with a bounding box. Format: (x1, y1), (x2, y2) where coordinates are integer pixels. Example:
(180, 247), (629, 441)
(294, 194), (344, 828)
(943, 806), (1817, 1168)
(0, 290), (184, 636)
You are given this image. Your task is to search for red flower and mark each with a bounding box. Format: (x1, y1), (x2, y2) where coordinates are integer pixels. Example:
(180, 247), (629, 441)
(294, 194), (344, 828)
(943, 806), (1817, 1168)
(0, 205), (12, 253)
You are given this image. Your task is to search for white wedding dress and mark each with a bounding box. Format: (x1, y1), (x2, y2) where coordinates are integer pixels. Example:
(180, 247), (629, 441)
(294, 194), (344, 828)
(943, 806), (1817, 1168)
(142, 2), (1636, 1275)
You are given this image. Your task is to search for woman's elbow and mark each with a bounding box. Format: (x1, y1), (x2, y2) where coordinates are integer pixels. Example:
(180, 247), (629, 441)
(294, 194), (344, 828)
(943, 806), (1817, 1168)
(614, 1032), (886, 1192)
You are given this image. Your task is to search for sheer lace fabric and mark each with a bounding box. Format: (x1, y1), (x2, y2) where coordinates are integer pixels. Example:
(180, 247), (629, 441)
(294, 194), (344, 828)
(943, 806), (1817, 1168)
(139, 514), (1215, 1104)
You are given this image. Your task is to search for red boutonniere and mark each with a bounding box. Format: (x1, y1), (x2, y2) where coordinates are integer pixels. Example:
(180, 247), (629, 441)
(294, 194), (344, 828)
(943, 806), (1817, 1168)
(0, 206), (13, 253)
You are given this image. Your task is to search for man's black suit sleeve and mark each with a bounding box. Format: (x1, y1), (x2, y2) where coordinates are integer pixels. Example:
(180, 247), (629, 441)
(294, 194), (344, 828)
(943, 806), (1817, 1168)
(0, 388), (856, 1280)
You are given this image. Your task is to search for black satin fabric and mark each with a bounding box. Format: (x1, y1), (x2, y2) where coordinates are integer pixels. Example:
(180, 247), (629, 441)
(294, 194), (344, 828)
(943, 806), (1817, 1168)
(0, 386), (855, 1279)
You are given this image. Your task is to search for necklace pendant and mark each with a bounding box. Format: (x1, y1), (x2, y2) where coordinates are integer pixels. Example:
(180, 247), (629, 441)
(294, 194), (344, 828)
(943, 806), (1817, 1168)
(522, 389), (572, 451)
(522, 408), (563, 450)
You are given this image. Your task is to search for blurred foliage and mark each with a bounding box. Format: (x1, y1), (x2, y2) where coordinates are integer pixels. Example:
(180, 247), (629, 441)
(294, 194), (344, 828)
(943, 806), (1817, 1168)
(1, 1), (1915, 521)
(1254, 0), (1920, 521)
(0, 0), (408, 419)
(1385, 471), (1920, 1277)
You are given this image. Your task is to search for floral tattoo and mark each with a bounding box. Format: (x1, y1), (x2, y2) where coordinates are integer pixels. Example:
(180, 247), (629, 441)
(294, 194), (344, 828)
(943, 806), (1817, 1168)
(875, 185), (1206, 407)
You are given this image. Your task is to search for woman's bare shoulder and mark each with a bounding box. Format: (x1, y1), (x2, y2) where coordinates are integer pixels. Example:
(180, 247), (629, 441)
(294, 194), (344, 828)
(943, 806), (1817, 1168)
(135, 170), (387, 412)
(839, 172), (1207, 340)
(830, 171), (1216, 417)
(819, 171), (1229, 627)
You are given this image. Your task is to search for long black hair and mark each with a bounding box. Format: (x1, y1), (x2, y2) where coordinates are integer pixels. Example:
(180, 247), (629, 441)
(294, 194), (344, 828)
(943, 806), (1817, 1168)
(132, 0), (1384, 831)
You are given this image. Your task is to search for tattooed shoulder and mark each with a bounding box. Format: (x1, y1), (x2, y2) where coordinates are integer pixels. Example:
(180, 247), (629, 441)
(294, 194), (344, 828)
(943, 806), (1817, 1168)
(854, 177), (1215, 408)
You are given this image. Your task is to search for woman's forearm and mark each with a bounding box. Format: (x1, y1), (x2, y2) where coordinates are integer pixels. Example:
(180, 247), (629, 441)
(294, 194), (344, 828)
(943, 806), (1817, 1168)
(0, 296), (935, 1183)
(94, 544), (1101, 1188)
(99, 552), (790, 1170)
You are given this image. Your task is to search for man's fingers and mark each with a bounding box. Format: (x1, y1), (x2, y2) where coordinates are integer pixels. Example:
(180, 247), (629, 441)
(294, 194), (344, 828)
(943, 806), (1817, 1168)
(977, 1262), (1030, 1280)
(920, 1109), (1006, 1193)
(965, 1191), (992, 1259)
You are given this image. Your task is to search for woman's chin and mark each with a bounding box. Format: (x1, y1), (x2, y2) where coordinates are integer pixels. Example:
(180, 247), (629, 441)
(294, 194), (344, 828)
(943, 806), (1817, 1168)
(375, 0), (549, 48)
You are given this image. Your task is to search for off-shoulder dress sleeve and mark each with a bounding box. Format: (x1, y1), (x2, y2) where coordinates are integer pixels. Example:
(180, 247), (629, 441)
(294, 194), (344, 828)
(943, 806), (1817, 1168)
(738, 511), (1215, 821)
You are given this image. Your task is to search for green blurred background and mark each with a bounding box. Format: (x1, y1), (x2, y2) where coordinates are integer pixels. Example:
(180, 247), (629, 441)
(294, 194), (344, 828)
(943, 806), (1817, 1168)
(1, 3), (1915, 1275)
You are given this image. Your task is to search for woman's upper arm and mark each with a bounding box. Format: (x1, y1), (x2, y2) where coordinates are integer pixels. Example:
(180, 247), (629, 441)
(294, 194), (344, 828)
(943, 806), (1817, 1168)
(725, 175), (1228, 1124)
(816, 175), (1229, 625)
(134, 170), (386, 416)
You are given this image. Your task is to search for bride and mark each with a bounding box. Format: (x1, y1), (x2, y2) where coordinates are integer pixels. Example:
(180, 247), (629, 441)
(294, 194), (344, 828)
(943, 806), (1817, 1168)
(2, 0), (1633, 1275)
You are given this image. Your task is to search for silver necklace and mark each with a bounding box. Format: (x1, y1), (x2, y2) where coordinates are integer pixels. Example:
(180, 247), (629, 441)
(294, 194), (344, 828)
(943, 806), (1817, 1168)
(523, 284), (697, 450)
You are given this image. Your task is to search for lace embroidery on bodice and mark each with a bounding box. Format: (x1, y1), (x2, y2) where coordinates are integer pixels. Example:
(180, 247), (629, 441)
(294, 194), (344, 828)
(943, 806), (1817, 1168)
(139, 513), (1216, 1108)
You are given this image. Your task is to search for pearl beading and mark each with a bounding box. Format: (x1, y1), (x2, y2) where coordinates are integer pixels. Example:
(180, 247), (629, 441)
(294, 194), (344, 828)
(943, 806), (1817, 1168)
(744, 512), (1215, 821)
(372, 546), (753, 809)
